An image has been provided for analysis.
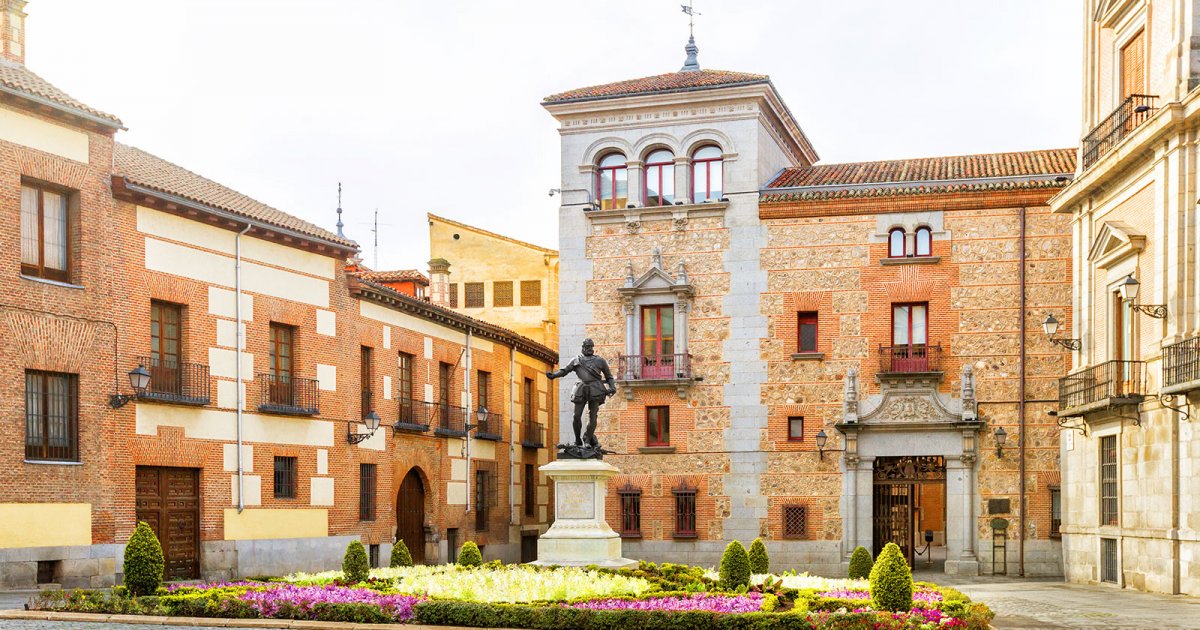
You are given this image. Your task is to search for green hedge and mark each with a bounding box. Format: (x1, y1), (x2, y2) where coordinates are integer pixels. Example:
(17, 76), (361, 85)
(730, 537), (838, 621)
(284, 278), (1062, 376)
(847, 546), (872, 580)
(123, 522), (164, 597)
(414, 600), (820, 629)
(718, 541), (750, 589)
(390, 539), (413, 567)
(748, 538), (770, 575)
(458, 541), (483, 567)
(868, 542), (912, 612)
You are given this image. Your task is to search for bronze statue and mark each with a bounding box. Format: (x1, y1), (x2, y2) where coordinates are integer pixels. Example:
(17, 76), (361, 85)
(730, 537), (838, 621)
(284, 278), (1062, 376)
(547, 338), (616, 459)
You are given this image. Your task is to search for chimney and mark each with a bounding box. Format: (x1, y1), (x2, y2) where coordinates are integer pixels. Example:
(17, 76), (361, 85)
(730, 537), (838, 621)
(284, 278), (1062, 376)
(2, 0), (26, 65)
(428, 258), (452, 307)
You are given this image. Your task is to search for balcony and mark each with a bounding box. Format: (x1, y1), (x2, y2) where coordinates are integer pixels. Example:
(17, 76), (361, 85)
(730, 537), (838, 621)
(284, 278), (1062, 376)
(1163, 336), (1200, 395)
(136, 356), (210, 405)
(434, 403), (469, 437)
(1082, 94), (1157, 170)
(878, 345), (942, 375)
(256, 373), (319, 416)
(395, 399), (435, 433)
(616, 353), (695, 399)
(521, 421), (545, 449)
(1057, 360), (1145, 417)
(475, 410), (503, 441)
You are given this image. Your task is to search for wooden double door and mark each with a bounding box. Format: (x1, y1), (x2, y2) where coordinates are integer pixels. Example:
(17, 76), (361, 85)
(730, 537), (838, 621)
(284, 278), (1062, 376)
(135, 466), (200, 580)
(396, 469), (426, 564)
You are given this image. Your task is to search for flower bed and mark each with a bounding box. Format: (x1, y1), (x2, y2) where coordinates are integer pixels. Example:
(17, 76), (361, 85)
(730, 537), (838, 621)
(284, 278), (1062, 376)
(571, 592), (770, 613)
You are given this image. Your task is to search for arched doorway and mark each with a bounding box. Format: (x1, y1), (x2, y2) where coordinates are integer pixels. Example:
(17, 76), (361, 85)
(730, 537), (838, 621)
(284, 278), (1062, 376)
(397, 469), (426, 564)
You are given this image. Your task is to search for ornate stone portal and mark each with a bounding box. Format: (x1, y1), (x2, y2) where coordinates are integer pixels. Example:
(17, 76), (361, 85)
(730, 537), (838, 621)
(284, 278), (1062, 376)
(531, 459), (636, 568)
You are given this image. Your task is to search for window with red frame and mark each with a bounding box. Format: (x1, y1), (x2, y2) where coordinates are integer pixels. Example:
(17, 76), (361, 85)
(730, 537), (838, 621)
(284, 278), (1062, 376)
(644, 149), (675, 206)
(892, 303), (928, 347)
(692, 145), (723, 202)
(787, 416), (804, 442)
(597, 153), (628, 210)
(888, 228), (906, 258)
(797, 312), (818, 353)
(641, 304), (675, 378)
(915, 226), (932, 256)
(647, 406), (670, 446)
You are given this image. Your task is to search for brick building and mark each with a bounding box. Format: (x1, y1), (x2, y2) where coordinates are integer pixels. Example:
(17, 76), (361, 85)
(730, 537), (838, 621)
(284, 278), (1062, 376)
(546, 43), (1074, 575)
(0, 2), (556, 588)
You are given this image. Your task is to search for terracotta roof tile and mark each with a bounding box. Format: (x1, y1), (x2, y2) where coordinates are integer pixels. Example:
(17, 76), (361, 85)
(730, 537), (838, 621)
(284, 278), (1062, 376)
(0, 60), (122, 127)
(356, 269), (429, 285)
(114, 143), (357, 249)
(544, 69), (769, 104)
(765, 148), (1077, 190)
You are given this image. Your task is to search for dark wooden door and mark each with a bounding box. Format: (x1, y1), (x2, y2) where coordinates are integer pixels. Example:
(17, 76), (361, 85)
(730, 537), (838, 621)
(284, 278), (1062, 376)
(397, 469), (426, 564)
(521, 534), (538, 563)
(135, 466), (200, 580)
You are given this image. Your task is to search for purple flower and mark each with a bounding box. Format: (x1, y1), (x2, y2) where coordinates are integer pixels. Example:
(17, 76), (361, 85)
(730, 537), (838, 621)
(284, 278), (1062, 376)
(235, 584), (420, 621)
(571, 592), (763, 614)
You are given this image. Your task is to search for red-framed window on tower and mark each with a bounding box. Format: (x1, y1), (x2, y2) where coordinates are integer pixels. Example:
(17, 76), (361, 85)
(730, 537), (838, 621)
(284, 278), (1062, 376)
(692, 145), (723, 202)
(797, 311), (818, 353)
(647, 406), (670, 447)
(644, 149), (675, 206)
(915, 226), (932, 257)
(891, 303), (929, 371)
(641, 304), (675, 379)
(888, 228), (906, 258)
(597, 153), (628, 210)
(787, 416), (804, 442)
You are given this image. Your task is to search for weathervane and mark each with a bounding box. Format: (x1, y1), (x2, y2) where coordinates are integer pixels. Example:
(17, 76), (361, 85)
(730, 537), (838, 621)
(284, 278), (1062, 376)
(680, 1), (700, 72)
(335, 182), (345, 238)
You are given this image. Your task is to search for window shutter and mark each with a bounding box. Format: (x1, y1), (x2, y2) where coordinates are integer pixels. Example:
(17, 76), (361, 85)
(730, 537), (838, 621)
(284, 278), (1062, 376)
(1120, 30), (1145, 99)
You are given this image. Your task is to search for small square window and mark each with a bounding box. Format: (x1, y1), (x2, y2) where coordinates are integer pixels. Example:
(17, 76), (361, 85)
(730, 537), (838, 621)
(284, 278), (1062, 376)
(647, 406), (670, 446)
(783, 505), (807, 539)
(464, 282), (484, 308)
(521, 280), (541, 306)
(787, 416), (804, 442)
(797, 312), (818, 353)
(493, 281), (513, 307)
(274, 456), (297, 499)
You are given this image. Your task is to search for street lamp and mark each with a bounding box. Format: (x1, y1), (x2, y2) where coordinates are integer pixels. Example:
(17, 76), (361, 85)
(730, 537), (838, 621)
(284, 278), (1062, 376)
(1042, 314), (1081, 351)
(347, 410), (383, 444)
(1119, 275), (1167, 318)
(474, 406), (490, 433)
(109, 365), (152, 408)
(994, 426), (1007, 458)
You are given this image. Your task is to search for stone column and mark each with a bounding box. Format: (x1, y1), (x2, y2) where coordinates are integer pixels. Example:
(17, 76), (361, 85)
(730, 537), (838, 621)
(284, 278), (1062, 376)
(626, 161), (643, 208)
(622, 299), (636, 378)
(854, 456), (874, 553)
(427, 258), (451, 308)
(844, 454), (859, 558)
(944, 454), (980, 575)
(674, 156), (691, 204)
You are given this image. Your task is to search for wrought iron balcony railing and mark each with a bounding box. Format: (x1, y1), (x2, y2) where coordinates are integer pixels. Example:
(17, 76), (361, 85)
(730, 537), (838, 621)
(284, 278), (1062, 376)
(521, 421), (545, 449)
(617, 353), (692, 380)
(136, 356), (210, 405)
(475, 409), (503, 440)
(434, 403), (469, 437)
(1163, 336), (1200, 394)
(879, 344), (942, 374)
(1082, 94), (1157, 169)
(257, 373), (319, 416)
(395, 399), (435, 432)
(1058, 360), (1145, 415)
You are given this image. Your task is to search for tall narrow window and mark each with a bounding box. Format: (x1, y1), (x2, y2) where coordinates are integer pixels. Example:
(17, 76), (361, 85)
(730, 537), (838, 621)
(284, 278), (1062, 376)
(20, 183), (70, 282)
(447, 529), (459, 563)
(641, 304), (675, 379)
(439, 362), (452, 426)
(1100, 435), (1118, 526)
(398, 352), (414, 422)
(1049, 486), (1062, 538)
(493, 281), (513, 307)
(797, 311), (818, 353)
(150, 301), (182, 395)
(673, 482), (697, 538)
(914, 226), (932, 257)
(1101, 538), (1119, 583)
(464, 282), (484, 308)
(787, 416), (804, 442)
(692, 145), (723, 202)
(524, 463), (536, 517)
(24, 371), (78, 462)
(269, 323), (294, 406)
(361, 346), (373, 419)
(274, 456), (297, 499)
(477, 370), (490, 412)
(647, 406), (670, 447)
(448, 283), (458, 308)
(891, 303), (929, 372)
(597, 153), (628, 210)
(888, 228), (906, 258)
(618, 482), (642, 537)
(359, 463), (377, 521)
(523, 378), (534, 424)
(1120, 29), (1145, 99)
(474, 467), (493, 531)
(520, 280), (541, 306)
(644, 149), (675, 206)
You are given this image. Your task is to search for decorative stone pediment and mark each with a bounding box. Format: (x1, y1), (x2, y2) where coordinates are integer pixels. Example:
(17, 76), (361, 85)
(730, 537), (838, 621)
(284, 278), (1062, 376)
(860, 392), (960, 425)
(1088, 221), (1145, 269)
(842, 364), (978, 428)
(617, 246), (694, 303)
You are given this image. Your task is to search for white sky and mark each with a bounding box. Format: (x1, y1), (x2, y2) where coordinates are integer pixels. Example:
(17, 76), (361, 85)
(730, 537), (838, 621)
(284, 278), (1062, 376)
(28, 1), (1081, 270)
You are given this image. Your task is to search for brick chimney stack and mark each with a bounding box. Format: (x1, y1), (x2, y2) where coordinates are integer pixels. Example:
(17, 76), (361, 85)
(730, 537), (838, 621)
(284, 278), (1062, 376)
(427, 258), (452, 308)
(1, 0), (27, 65)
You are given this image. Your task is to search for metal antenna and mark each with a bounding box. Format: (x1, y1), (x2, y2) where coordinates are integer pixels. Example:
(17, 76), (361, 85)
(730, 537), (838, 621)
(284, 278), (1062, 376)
(357, 211), (393, 270)
(680, 1), (700, 71)
(335, 182), (345, 238)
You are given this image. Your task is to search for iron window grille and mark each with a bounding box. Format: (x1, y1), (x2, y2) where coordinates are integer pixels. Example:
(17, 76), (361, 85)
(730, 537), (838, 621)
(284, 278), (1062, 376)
(618, 482), (642, 537)
(783, 505), (807, 539)
(474, 461), (498, 532)
(359, 463), (377, 521)
(673, 481), (697, 538)
(521, 280), (541, 306)
(493, 281), (513, 307)
(464, 282), (484, 308)
(448, 283), (458, 308)
(1101, 537), (1119, 583)
(797, 312), (818, 353)
(1100, 436), (1118, 526)
(524, 464), (536, 517)
(1050, 486), (1062, 539)
(274, 456), (297, 499)
(24, 370), (78, 462)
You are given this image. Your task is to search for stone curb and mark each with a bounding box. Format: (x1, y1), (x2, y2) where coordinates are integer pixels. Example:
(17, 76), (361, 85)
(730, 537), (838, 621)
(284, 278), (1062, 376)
(0, 608), (523, 630)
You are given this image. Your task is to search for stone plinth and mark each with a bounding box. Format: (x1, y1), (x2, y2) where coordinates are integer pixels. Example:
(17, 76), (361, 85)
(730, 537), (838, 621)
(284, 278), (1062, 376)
(531, 459), (636, 568)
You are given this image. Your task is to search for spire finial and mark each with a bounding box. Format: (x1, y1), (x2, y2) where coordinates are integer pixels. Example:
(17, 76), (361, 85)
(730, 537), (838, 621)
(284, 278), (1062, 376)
(680, 1), (700, 72)
(335, 182), (345, 238)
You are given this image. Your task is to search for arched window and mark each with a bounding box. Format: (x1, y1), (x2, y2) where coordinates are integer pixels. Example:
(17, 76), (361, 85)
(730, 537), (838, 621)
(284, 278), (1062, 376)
(691, 145), (723, 203)
(597, 153), (628, 210)
(914, 226), (932, 257)
(644, 149), (675, 206)
(888, 228), (906, 258)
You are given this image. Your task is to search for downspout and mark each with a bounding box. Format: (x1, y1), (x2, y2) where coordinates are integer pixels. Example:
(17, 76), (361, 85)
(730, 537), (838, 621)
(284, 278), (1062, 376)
(465, 328), (472, 514)
(510, 348), (517, 526)
(1018, 206), (1027, 576)
(236, 223), (251, 513)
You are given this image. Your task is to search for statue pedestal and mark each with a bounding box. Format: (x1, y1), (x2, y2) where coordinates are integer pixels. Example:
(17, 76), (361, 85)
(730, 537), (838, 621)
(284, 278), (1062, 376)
(530, 459), (636, 568)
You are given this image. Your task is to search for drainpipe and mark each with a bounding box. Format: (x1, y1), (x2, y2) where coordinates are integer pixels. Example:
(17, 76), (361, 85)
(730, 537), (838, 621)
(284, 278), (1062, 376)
(510, 348), (517, 525)
(236, 223), (251, 514)
(1018, 206), (1027, 576)
(465, 328), (472, 514)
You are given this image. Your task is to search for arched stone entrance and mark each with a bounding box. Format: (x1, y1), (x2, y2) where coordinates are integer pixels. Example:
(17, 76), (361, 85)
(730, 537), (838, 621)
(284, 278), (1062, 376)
(397, 468), (426, 564)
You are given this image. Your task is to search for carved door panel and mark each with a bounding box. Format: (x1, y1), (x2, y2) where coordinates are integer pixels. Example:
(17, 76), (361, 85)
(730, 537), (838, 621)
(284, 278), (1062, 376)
(397, 470), (426, 564)
(135, 466), (200, 580)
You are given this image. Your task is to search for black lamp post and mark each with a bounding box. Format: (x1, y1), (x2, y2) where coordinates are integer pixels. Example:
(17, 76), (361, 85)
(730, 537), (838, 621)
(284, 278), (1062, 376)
(109, 365), (152, 408)
(1119, 275), (1167, 318)
(994, 426), (1007, 458)
(347, 410), (383, 444)
(1042, 314), (1081, 350)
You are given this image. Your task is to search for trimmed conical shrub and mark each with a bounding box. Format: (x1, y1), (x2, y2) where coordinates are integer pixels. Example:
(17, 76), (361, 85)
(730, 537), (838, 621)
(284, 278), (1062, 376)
(390, 539), (413, 567)
(718, 540), (751, 589)
(122, 521), (164, 596)
(457, 541), (483, 567)
(748, 537), (770, 575)
(342, 540), (370, 583)
(869, 542), (913, 612)
(848, 545), (873, 579)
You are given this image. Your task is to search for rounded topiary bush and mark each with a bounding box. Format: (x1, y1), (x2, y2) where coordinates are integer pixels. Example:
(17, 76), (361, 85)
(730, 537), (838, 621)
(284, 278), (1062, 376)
(342, 540), (370, 583)
(123, 521), (165, 596)
(869, 542), (913, 612)
(390, 539), (413, 567)
(457, 541), (483, 567)
(748, 537), (769, 575)
(848, 545), (874, 579)
(718, 540), (751, 589)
